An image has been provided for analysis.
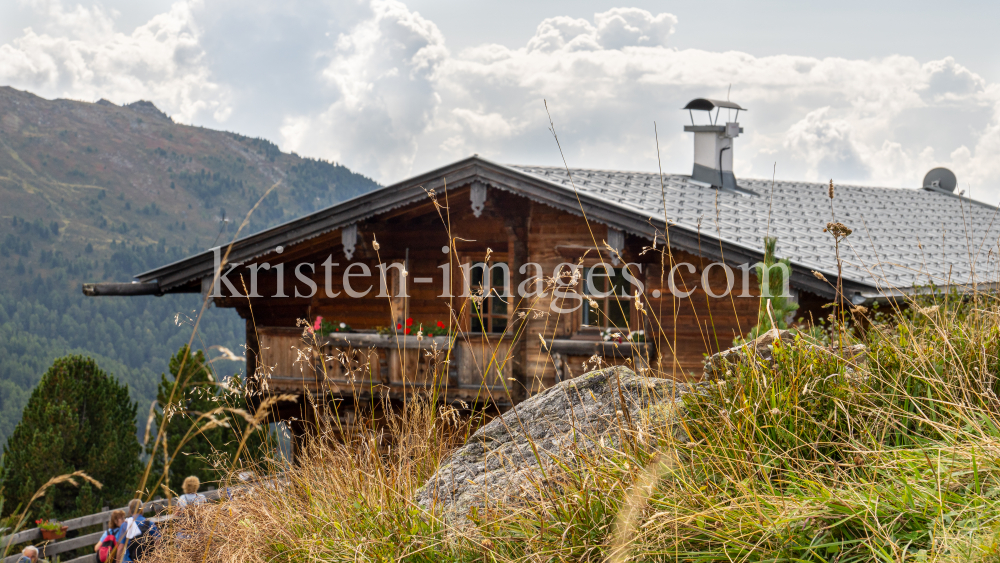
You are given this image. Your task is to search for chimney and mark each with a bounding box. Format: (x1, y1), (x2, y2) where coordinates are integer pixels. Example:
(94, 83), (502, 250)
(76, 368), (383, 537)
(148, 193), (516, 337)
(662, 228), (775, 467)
(683, 98), (746, 191)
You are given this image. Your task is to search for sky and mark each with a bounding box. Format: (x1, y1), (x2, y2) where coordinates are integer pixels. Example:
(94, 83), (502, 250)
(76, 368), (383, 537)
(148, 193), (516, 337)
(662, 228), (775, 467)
(2, 0), (999, 202)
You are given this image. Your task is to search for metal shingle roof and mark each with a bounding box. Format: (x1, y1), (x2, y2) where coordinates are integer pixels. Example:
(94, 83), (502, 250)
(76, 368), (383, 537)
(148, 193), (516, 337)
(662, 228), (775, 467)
(510, 165), (1000, 292)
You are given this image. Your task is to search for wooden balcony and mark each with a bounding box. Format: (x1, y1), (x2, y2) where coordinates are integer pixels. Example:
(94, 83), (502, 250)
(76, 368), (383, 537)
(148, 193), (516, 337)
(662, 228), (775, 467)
(255, 327), (517, 406)
(255, 328), (653, 405)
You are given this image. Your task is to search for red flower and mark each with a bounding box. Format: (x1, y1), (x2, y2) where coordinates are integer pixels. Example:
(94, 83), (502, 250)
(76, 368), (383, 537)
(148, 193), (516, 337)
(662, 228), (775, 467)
(313, 316), (323, 331)
(404, 328), (411, 335)
(437, 321), (445, 328)
(405, 318), (413, 327)
(396, 323), (402, 330)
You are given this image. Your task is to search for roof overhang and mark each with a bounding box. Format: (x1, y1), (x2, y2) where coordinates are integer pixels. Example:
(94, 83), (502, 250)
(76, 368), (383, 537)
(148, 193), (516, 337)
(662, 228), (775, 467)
(84, 155), (884, 300)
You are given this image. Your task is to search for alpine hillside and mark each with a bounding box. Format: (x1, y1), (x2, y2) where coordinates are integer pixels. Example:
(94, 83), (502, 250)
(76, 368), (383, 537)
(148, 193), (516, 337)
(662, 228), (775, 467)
(0, 86), (381, 446)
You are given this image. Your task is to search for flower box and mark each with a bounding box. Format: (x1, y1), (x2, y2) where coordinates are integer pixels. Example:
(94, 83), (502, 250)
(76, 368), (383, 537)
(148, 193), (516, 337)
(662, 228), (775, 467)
(41, 526), (68, 540)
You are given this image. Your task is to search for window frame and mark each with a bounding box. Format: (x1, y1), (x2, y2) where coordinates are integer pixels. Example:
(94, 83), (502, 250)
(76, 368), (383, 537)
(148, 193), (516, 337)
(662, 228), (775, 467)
(581, 264), (635, 331)
(466, 259), (511, 334)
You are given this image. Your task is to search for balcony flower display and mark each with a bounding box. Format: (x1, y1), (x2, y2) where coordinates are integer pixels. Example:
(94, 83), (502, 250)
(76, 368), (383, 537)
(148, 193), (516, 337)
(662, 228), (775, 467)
(312, 316), (352, 336)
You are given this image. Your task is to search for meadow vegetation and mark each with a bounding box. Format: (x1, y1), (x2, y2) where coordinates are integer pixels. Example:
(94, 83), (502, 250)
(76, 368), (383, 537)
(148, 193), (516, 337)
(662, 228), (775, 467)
(135, 284), (1000, 562)
(4, 92), (997, 560)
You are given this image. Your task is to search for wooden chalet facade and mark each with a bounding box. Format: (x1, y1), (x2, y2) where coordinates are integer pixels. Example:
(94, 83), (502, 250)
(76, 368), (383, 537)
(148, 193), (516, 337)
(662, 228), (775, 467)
(86, 147), (998, 432)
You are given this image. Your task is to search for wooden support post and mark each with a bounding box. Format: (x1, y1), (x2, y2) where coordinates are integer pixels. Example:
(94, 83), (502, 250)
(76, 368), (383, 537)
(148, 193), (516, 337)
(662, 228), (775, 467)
(506, 216), (529, 403)
(244, 316), (260, 389)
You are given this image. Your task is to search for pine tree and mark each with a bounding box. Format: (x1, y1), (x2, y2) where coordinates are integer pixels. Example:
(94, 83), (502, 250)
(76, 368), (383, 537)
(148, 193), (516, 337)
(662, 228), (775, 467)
(149, 346), (262, 494)
(748, 236), (800, 338)
(0, 356), (141, 520)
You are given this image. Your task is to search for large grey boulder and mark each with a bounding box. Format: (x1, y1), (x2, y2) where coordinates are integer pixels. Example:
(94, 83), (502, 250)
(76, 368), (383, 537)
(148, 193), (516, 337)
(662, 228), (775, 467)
(703, 328), (866, 380)
(415, 366), (693, 521)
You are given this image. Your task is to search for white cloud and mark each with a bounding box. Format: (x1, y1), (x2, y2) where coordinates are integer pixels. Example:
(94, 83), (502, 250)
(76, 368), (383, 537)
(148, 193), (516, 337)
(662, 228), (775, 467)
(782, 107), (869, 181)
(525, 8), (676, 53)
(0, 0), (230, 123)
(593, 8), (676, 49)
(279, 0), (448, 180)
(2, 1), (999, 200)
(431, 29), (1000, 197)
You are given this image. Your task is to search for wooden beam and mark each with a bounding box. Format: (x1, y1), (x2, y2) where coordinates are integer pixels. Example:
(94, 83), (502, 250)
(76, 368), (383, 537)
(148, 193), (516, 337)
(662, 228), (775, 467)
(82, 282), (163, 296)
(505, 211), (529, 403)
(545, 339), (650, 358)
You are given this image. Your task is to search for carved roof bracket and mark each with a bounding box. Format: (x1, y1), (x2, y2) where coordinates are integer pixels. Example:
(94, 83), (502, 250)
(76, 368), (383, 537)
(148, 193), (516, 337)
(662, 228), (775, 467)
(342, 223), (358, 260)
(470, 181), (487, 218)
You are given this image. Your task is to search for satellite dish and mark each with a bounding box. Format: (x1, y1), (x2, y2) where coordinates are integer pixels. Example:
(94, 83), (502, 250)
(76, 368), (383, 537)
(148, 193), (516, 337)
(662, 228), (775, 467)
(922, 167), (957, 193)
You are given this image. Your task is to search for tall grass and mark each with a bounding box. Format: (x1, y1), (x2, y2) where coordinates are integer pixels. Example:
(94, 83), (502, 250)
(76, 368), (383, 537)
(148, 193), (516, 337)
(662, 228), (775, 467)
(136, 122), (1000, 561)
(138, 283), (1000, 562)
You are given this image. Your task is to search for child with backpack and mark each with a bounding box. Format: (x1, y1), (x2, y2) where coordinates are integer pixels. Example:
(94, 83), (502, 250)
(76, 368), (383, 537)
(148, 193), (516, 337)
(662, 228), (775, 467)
(176, 476), (207, 510)
(93, 510), (125, 563)
(117, 499), (161, 562)
(175, 475), (208, 541)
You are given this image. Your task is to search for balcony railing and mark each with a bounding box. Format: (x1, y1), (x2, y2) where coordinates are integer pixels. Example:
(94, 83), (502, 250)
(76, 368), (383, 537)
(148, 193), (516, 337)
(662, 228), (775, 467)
(256, 328), (516, 405)
(256, 328), (652, 402)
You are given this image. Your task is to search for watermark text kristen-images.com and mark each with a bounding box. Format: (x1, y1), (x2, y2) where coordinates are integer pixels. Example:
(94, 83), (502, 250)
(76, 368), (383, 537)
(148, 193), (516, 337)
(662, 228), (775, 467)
(210, 246), (792, 313)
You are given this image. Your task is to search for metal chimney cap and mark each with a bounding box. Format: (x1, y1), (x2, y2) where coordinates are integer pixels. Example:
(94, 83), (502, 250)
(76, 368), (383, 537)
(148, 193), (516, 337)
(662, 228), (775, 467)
(683, 98), (746, 111)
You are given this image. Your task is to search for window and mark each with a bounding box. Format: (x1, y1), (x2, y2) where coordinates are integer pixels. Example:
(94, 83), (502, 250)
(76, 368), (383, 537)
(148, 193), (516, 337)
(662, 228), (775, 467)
(582, 265), (633, 330)
(469, 261), (509, 333)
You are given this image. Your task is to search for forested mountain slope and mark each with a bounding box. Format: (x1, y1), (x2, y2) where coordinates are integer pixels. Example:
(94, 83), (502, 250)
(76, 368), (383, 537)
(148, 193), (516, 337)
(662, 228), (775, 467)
(0, 86), (381, 445)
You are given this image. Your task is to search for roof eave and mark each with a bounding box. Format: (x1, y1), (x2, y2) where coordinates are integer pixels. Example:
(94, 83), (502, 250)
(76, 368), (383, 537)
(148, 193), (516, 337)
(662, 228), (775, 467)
(123, 155), (876, 299)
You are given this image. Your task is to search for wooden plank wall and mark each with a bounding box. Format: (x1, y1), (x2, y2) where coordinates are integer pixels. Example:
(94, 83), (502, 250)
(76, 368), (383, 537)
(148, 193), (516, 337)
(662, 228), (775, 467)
(521, 203), (613, 393)
(644, 248), (762, 377)
(217, 183), (763, 401)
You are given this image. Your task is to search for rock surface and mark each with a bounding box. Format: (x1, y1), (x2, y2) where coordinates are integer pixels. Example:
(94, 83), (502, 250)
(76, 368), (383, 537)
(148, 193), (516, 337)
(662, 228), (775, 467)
(703, 328), (866, 380)
(125, 99), (172, 121)
(415, 366), (693, 520)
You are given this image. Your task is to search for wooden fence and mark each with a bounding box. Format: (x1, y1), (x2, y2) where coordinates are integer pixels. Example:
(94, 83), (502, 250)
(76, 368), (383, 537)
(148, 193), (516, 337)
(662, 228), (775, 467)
(0, 479), (269, 563)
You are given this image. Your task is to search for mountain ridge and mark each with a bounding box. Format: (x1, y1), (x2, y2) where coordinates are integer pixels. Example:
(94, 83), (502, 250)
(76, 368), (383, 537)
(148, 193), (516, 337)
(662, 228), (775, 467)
(0, 85), (380, 446)
(0, 85), (379, 288)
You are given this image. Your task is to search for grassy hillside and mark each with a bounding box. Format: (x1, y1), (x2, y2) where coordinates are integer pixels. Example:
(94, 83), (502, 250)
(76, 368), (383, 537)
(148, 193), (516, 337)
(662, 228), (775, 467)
(150, 293), (1000, 562)
(0, 86), (381, 445)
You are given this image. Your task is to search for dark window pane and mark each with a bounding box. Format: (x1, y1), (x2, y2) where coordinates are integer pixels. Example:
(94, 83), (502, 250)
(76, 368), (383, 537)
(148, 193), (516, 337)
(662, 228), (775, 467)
(584, 266), (611, 295)
(606, 268), (632, 297)
(492, 318), (508, 334)
(584, 299), (600, 326)
(492, 262), (508, 294)
(492, 295), (507, 316)
(472, 298), (487, 321)
(471, 315), (485, 333)
(606, 295), (629, 330)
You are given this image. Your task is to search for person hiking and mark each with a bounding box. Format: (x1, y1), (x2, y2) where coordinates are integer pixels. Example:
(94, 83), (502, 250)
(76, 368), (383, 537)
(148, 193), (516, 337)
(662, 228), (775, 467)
(93, 510), (125, 563)
(174, 475), (207, 541)
(176, 476), (207, 509)
(116, 499), (160, 562)
(15, 545), (41, 562)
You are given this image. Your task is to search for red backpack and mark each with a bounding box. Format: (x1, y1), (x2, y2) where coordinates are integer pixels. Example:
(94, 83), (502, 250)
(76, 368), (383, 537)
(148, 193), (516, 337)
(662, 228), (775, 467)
(98, 528), (119, 563)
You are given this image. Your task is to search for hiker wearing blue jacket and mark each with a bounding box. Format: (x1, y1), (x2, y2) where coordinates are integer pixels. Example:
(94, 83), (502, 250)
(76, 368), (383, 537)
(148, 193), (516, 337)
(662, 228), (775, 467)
(116, 499), (161, 562)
